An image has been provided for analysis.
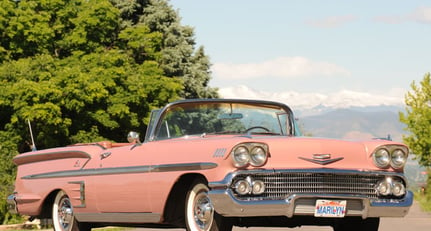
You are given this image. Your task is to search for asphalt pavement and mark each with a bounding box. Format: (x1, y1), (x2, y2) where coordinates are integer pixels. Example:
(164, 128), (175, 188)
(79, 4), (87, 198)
(134, 201), (431, 231)
(1, 201), (428, 231)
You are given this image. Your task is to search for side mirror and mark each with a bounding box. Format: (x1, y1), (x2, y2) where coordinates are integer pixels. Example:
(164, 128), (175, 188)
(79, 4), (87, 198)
(127, 131), (141, 144)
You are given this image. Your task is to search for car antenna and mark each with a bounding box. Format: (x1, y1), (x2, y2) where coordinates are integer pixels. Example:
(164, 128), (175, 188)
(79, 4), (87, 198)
(27, 119), (37, 151)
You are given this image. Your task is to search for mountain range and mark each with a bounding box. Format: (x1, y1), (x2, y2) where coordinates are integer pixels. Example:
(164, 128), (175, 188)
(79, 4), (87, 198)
(218, 85), (408, 142)
(296, 105), (428, 190)
(296, 105), (406, 142)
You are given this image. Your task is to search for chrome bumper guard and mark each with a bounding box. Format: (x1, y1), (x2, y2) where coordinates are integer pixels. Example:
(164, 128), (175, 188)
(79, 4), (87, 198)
(209, 189), (413, 219)
(7, 194), (18, 214)
(208, 169), (413, 219)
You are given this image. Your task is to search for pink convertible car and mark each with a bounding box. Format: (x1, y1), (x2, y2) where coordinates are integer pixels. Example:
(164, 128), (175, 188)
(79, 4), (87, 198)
(8, 99), (412, 231)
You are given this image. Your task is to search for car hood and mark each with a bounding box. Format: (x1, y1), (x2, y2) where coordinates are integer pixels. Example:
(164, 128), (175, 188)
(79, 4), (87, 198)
(244, 136), (404, 172)
(154, 135), (405, 172)
(258, 137), (365, 170)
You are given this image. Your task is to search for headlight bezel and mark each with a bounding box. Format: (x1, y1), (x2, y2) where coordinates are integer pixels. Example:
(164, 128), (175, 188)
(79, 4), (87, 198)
(231, 142), (269, 168)
(372, 145), (408, 170)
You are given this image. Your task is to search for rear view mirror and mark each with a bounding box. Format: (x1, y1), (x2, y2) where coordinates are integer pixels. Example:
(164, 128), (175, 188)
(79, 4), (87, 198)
(218, 113), (243, 120)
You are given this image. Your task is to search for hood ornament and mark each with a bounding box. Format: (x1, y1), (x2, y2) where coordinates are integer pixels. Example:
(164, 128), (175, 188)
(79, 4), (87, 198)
(299, 154), (344, 165)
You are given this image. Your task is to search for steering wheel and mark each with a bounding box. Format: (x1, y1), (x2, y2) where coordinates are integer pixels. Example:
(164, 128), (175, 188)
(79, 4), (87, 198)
(245, 126), (271, 133)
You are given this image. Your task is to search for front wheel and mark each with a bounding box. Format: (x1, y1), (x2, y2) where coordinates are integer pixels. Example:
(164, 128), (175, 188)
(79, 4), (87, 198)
(52, 191), (91, 231)
(185, 182), (232, 231)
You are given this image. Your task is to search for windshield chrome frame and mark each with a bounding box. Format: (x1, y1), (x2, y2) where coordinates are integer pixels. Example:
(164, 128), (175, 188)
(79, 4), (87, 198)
(145, 99), (297, 142)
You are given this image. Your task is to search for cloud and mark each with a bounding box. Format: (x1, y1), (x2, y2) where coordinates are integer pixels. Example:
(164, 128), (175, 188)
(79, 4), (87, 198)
(306, 15), (357, 28)
(219, 85), (404, 110)
(212, 57), (350, 79)
(373, 15), (404, 24)
(374, 6), (431, 24)
(410, 6), (431, 24)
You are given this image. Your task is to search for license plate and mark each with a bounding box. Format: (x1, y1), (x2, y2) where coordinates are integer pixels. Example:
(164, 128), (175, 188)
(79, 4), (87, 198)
(314, 199), (347, 218)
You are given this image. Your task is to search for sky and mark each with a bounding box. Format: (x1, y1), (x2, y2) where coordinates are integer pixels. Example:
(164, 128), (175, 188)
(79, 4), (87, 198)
(169, 0), (431, 109)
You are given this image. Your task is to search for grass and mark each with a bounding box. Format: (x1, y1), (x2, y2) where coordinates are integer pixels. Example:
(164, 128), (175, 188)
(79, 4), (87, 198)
(415, 191), (431, 212)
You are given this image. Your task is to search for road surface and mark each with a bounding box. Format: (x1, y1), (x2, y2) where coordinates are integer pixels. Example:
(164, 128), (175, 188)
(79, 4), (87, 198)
(135, 201), (431, 231)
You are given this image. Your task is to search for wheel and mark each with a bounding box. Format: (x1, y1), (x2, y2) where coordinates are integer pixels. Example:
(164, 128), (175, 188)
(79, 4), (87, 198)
(332, 217), (379, 231)
(52, 191), (91, 231)
(185, 182), (233, 231)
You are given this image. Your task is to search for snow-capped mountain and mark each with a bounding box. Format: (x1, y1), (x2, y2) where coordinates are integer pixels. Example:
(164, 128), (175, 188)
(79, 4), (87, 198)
(219, 85), (407, 141)
(219, 85), (405, 115)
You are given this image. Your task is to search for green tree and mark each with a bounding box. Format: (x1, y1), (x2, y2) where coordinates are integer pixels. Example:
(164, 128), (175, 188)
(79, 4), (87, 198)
(0, 0), (215, 223)
(0, 51), (182, 151)
(0, 0), (119, 60)
(140, 0), (218, 98)
(400, 72), (431, 167)
(400, 72), (431, 208)
(108, 0), (219, 98)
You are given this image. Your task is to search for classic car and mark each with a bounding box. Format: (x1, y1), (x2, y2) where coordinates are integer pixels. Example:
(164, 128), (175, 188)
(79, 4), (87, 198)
(7, 99), (413, 231)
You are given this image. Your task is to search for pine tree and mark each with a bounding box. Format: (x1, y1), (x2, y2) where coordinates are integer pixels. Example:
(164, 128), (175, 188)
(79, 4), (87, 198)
(140, 0), (218, 98)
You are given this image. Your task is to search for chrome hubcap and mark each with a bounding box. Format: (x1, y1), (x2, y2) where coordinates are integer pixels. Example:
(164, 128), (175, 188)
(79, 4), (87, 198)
(193, 192), (214, 230)
(58, 197), (73, 230)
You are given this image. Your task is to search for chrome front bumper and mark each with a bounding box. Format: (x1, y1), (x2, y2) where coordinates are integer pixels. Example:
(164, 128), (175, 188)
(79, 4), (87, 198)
(208, 189), (413, 219)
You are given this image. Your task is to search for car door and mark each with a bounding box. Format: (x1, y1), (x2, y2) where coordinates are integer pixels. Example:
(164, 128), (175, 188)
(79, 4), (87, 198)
(94, 144), (152, 213)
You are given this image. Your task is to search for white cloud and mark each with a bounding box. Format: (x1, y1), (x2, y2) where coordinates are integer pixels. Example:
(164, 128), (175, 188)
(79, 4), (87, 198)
(374, 6), (431, 24)
(410, 6), (431, 24)
(373, 15), (404, 24)
(219, 85), (405, 111)
(212, 56), (350, 79)
(306, 15), (357, 28)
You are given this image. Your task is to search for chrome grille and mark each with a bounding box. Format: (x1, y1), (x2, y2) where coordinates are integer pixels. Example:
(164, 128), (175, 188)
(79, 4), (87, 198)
(230, 172), (392, 200)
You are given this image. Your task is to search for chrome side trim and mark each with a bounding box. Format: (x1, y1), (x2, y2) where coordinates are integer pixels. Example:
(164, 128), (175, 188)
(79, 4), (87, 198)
(22, 166), (151, 179)
(74, 212), (161, 223)
(69, 181), (86, 208)
(22, 162), (217, 179)
(13, 150), (92, 166)
(152, 162), (218, 172)
(213, 148), (227, 158)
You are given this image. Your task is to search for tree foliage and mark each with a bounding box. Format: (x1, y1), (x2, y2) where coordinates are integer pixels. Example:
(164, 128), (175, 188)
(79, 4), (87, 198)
(139, 0), (218, 98)
(0, 0), (217, 223)
(400, 72), (431, 167)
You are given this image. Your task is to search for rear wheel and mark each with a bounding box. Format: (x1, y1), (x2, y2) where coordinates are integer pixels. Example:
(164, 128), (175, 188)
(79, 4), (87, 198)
(185, 182), (232, 231)
(52, 191), (91, 231)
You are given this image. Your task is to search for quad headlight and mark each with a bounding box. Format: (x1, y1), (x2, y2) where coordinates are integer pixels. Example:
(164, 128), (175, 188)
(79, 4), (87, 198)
(376, 177), (406, 197)
(233, 146), (250, 168)
(373, 148), (390, 168)
(250, 146), (267, 166)
(372, 145), (408, 169)
(231, 143), (269, 168)
(233, 176), (266, 195)
(391, 149), (407, 169)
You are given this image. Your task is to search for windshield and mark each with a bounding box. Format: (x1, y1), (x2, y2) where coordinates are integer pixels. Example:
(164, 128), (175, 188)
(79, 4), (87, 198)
(154, 102), (291, 140)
